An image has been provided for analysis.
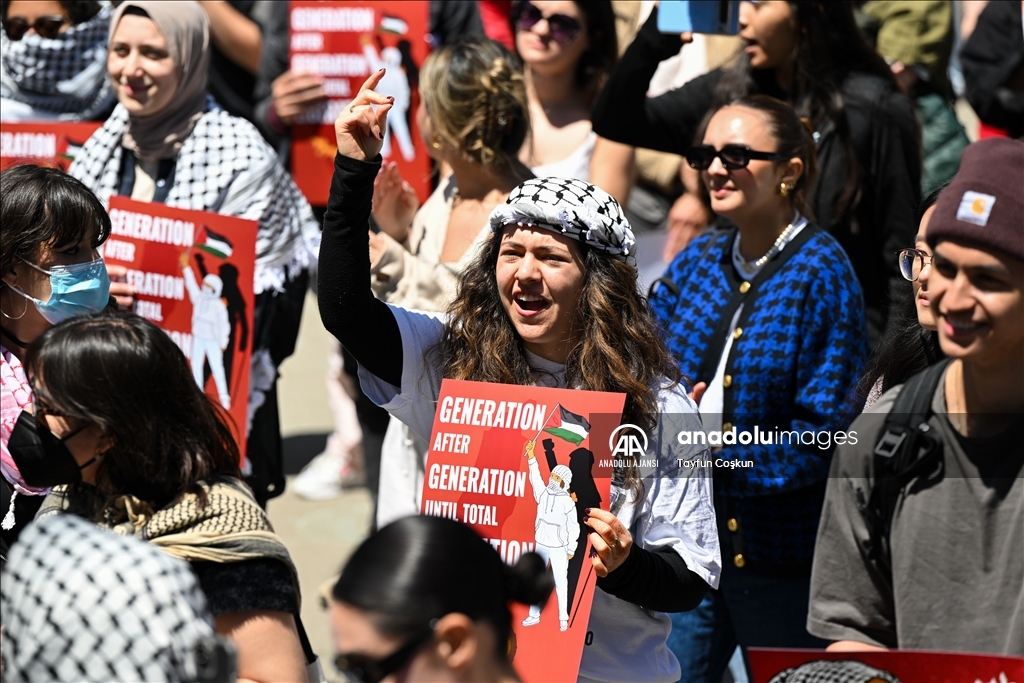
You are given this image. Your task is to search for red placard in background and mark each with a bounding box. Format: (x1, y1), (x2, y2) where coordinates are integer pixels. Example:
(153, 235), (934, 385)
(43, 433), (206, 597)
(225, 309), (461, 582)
(748, 648), (1024, 683)
(0, 121), (102, 171)
(422, 379), (626, 683)
(288, 0), (432, 206)
(103, 196), (258, 462)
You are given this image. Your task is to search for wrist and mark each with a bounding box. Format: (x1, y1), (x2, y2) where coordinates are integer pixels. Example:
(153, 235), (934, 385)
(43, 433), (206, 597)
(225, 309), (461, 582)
(639, 6), (686, 60)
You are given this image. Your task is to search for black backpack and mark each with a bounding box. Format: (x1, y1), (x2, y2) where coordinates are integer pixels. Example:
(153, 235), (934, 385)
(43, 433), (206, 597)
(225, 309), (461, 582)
(863, 358), (951, 572)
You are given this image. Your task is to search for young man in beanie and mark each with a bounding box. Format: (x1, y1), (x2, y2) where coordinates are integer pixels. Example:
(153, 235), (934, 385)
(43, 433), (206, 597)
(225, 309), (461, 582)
(806, 138), (1024, 655)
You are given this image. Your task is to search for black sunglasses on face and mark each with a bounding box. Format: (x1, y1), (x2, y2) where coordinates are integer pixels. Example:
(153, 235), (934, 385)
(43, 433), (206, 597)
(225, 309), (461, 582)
(334, 625), (435, 683)
(2, 15), (68, 41)
(513, 1), (582, 45)
(684, 144), (789, 171)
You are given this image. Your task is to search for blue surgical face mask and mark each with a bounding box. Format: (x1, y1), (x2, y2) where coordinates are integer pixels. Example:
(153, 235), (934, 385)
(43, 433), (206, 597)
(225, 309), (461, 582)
(10, 256), (111, 324)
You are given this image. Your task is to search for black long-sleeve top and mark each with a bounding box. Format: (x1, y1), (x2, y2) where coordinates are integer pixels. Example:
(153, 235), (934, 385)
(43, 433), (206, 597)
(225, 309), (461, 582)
(318, 152), (709, 612)
(592, 8), (920, 340)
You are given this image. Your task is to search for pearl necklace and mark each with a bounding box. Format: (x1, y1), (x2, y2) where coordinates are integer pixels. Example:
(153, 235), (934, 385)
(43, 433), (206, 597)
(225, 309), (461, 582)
(736, 217), (800, 271)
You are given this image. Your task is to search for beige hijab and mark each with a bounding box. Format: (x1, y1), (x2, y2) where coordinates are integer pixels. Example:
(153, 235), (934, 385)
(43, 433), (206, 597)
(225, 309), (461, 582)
(109, 0), (211, 162)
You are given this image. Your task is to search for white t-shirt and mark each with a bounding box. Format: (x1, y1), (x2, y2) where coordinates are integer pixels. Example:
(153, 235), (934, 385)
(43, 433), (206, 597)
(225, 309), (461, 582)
(530, 131), (597, 183)
(701, 215), (809, 430)
(358, 305), (722, 683)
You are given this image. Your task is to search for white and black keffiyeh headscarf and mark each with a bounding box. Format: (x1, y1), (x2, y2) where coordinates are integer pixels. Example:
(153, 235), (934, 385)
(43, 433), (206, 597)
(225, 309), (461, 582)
(0, 514), (215, 682)
(767, 660), (901, 683)
(70, 98), (321, 294)
(488, 176), (637, 269)
(0, 3), (114, 119)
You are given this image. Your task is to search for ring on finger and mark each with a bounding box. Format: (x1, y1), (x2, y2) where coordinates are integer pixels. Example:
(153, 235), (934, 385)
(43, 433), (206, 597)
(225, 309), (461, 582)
(610, 536), (620, 549)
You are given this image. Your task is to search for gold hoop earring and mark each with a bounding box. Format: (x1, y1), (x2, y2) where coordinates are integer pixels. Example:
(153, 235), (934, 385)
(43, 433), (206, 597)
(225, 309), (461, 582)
(0, 290), (28, 320)
(431, 137), (442, 150)
(779, 182), (790, 198)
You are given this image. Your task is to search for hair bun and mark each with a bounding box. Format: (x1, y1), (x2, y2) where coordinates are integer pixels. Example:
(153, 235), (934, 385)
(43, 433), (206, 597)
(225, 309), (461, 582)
(504, 552), (554, 606)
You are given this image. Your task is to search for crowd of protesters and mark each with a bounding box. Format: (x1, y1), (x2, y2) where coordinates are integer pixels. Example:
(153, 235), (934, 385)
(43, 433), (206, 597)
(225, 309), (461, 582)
(1, 1), (1022, 681)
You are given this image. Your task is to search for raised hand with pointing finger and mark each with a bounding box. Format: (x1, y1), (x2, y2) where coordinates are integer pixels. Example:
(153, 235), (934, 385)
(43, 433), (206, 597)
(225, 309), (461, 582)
(334, 69), (395, 162)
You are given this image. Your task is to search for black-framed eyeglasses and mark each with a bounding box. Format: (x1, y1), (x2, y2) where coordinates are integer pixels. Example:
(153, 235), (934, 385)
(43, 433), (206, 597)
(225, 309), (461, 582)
(513, 1), (583, 45)
(898, 248), (933, 282)
(2, 15), (69, 41)
(684, 144), (788, 170)
(334, 623), (436, 683)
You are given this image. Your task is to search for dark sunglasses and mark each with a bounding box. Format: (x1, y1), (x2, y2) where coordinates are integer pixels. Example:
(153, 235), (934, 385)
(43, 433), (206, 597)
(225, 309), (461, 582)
(684, 144), (789, 171)
(334, 624), (435, 683)
(2, 15), (68, 41)
(513, 1), (582, 45)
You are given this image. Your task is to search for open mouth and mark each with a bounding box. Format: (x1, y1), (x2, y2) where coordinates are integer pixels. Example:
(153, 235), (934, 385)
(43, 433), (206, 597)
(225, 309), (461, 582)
(514, 292), (548, 315)
(942, 316), (983, 337)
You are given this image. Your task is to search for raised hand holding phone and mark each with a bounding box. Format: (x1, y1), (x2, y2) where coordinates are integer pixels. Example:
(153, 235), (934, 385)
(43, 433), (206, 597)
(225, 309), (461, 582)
(333, 69), (395, 162)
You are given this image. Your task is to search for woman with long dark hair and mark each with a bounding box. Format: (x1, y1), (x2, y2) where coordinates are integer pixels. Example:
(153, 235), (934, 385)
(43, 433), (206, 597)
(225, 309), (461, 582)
(351, 37), (533, 526)
(10, 311), (308, 682)
(649, 95), (869, 679)
(593, 0), (919, 340)
(856, 183), (948, 409)
(330, 515), (552, 683)
(513, 0), (617, 181)
(319, 71), (722, 683)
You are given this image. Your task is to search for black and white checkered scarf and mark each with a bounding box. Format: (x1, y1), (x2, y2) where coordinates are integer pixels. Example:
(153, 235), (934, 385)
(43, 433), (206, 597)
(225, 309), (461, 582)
(768, 660), (901, 683)
(0, 514), (215, 682)
(70, 98), (321, 295)
(489, 176), (637, 269)
(0, 3), (114, 119)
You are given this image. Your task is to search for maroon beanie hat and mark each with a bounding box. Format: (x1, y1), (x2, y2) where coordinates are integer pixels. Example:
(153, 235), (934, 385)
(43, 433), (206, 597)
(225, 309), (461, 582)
(927, 138), (1024, 262)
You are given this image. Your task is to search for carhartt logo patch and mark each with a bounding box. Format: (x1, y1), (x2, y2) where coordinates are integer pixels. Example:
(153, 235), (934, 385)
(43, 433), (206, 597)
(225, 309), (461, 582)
(956, 191), (996, 226)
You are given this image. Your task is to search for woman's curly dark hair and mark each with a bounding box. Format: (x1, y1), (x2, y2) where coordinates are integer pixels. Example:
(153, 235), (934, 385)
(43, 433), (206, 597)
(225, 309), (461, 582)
(436, 229), (681, 500)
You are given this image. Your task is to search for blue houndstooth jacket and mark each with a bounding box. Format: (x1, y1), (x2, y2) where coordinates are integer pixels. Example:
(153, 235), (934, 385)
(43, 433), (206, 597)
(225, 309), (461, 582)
(650, 225), (870, 572)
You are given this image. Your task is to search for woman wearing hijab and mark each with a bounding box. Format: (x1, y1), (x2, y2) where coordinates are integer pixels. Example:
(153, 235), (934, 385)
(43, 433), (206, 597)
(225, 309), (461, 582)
(0, 0), (115, 121)
(70, 0), (320, 506)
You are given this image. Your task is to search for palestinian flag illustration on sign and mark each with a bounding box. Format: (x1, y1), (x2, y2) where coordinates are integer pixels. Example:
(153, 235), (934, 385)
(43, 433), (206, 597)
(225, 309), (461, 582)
(196, 227), (234, 259)
(543, 405), (591, 446)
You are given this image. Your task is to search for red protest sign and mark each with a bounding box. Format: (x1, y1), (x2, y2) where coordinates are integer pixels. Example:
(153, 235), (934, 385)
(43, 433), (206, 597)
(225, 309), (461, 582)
(0, 121), (102, 171)
(288, 0), (432, 206)
(422, 379), (626, 683)
(748, 648), (1024, 683)
(103, 196), (258, 462)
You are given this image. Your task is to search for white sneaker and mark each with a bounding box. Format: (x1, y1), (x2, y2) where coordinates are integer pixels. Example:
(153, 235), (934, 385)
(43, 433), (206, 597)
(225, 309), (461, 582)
(521, 615), (541, 627)
(292, 449), (350, 500)
(559, 620), (568, 632)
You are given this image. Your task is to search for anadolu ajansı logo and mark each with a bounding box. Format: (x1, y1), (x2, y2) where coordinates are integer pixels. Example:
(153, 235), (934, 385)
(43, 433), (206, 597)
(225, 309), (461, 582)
(608, 424), (649, 458)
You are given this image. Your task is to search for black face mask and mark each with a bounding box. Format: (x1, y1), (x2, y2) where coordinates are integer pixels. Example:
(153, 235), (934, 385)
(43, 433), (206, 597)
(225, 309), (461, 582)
(7, 410), (96, 488)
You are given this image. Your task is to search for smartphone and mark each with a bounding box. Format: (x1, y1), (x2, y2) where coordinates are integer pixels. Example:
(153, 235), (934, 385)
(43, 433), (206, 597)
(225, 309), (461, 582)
(657, 0), (741, 35)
